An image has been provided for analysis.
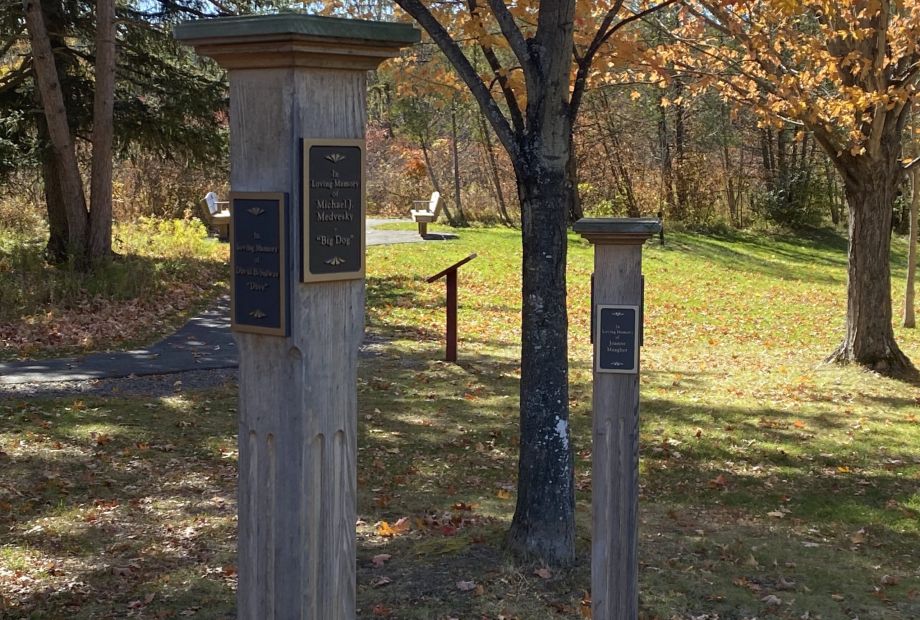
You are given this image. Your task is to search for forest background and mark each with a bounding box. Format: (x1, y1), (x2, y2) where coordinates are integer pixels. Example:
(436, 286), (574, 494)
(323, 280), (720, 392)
(0, 1), (881, 239)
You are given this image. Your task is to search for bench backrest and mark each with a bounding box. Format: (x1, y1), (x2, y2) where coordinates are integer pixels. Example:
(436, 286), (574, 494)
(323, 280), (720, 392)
(204, 191), (220, 215)
(429, 191), (441, 218)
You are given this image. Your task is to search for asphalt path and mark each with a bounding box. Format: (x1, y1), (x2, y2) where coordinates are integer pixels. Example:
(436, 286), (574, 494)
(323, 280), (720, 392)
(0, 219), (455, 387)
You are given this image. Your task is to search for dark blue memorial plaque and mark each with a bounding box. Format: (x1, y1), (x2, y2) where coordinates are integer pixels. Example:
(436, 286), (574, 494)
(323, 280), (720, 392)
(596, 305), (639, 374)
(230, 192), (289, 336)
(302, 139), (365, 283)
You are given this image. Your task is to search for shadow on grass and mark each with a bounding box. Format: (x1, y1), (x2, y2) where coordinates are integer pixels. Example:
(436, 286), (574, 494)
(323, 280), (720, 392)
(0, 390), (238, 618)
(665, 236), (845, 285)
(3, 332), (919, 618)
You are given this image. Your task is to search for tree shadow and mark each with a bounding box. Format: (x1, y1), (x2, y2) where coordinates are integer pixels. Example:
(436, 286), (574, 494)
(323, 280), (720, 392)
(0, 392), (238, 618)
(3, 299), (917, 617)
(662, 234), (846, 286)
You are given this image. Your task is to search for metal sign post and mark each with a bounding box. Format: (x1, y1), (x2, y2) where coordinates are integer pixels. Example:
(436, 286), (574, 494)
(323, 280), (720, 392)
(427, 253), (477, 363)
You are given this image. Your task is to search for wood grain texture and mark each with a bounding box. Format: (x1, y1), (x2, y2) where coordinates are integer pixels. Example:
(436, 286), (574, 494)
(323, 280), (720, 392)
(231, 66), (365, 619)
(591, 243), (643, 620)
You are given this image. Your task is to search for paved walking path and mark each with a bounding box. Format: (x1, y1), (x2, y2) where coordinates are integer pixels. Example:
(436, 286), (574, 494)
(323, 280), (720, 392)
(0, 219), (454, 386)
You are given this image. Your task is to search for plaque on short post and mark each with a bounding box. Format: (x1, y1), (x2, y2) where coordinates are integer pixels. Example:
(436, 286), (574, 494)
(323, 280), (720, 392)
(230, 192), (289, 336)
(302, 139), (365, 282)
(596, 305), (639, 374)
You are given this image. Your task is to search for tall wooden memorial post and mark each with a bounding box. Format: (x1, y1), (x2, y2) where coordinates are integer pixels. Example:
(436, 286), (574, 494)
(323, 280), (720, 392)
(574, 218), (660, 620)
(175, 16), (418, 619)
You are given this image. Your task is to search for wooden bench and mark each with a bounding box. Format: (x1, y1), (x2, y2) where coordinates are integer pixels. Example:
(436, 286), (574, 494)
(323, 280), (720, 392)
(202, 191), (230, 241)
(410, 191), (441, 237)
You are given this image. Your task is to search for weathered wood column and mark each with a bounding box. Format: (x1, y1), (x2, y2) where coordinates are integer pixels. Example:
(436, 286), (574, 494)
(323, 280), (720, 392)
(574, 218), (660, 620)
(175, 16), (418, 619)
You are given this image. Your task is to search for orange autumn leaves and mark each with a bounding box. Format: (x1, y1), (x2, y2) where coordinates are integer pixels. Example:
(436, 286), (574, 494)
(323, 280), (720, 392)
(323, 0), (920, 166)
(387, 0), (663, 106)
(375, 516), (411, 538)
(671, 0), (920, 159)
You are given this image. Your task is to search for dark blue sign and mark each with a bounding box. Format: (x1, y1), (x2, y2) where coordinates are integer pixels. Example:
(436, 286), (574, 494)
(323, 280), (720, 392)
(230, 193), (289, 337)
(596, 306), (639, 374)
(302, 140), (365, 282)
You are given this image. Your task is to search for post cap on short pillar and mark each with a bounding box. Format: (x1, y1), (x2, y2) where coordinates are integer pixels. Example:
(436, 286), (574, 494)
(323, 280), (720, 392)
(174, 14), (420, 70)
(574, 217), (661, 245)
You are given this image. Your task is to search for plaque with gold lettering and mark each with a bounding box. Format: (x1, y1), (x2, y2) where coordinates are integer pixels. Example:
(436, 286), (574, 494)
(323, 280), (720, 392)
(302, 139), (365, 282)
(230, 192), (289, 336)
(596, 305), (639, 374)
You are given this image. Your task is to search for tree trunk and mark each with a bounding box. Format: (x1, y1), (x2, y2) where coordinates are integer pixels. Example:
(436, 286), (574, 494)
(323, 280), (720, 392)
(36, 111), (68, 262)
(608, 133), (639, 218)
(905, 168), (918, 328)
(24, 0), (88, 259)
(41, 142), (69, 262)
(565, 137), (584, 224)
(478, 112), (513, 226)
(761, 128), (775, 185)
(720, 110), (739, 226)
(673, 88), (688, 217)
(88, 0), (116, 260)
(596, 92), (639, 219)
(450, 102), (467, 225)
(506, 161), (575, 564)
(392, 0), (577, 566)
(828, 164), (913, 371)
(657, 102), (675, 217)
(825, 158), (841, 227)
(34, 0), (69, 262)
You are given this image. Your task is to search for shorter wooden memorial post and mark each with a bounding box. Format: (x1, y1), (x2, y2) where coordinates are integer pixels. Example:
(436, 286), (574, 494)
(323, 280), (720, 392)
(175, 15), (418, 620)
(573, 218), (661, 620)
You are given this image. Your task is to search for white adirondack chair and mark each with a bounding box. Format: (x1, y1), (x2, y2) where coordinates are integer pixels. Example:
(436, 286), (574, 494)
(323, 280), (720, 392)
(410, 191), (442, 237)
(202, 191), (230, 241)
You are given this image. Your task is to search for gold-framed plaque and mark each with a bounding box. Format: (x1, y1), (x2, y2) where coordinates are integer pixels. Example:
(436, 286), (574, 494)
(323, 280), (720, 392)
(229, 192), (290, 337)
(595, 305), (640, 374)
(302, 139), (366, 283)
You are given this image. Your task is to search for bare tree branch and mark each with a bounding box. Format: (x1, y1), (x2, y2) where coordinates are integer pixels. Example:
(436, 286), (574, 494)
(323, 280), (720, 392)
(485, 0), (533, 85)
(569, 0), (678, 122)
(468, 0), (524, 136)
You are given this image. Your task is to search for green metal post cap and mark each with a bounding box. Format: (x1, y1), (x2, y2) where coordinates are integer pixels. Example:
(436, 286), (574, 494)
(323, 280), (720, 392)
(174, 13), (420, 45)
(573, 218), (662, 236)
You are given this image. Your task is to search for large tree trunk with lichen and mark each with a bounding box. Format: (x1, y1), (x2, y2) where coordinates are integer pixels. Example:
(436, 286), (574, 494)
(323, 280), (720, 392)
(506, 156), (575, 564)
(393, 0), (578, 565)
(504, 0), (577, 564)
(828, 159), (913, 370)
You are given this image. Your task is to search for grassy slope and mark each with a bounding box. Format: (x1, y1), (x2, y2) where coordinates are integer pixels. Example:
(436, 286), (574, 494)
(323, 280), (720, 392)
(1, 226), (919, 619)
(0, 219), (230, 361)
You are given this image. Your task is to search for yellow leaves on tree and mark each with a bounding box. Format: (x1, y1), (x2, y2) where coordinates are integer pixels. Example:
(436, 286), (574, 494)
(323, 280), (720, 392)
(388, 0), (670, 117)
(675, 0), (920, 163)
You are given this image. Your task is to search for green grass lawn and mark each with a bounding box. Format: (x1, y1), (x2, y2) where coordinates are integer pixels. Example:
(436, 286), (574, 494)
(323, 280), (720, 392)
(1, 225), (919, 619)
